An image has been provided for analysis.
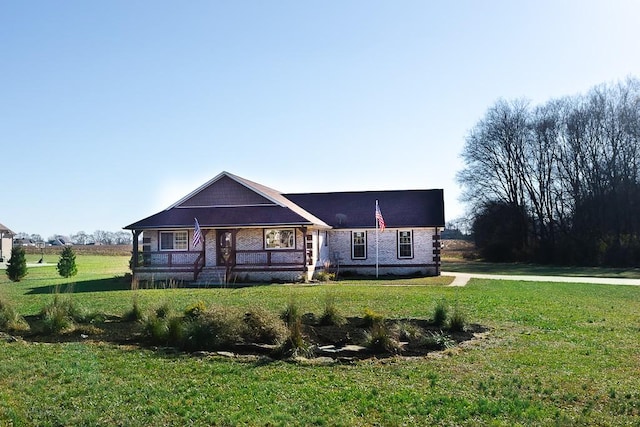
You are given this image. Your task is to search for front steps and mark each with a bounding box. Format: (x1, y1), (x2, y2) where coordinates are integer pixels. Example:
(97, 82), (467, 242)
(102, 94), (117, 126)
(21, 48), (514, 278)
(191, 267), (229, 286)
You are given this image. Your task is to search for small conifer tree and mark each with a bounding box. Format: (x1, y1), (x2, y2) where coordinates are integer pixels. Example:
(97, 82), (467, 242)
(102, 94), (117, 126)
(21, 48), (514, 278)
(57, 246), (78, 278)
(6, 246), (28, 282)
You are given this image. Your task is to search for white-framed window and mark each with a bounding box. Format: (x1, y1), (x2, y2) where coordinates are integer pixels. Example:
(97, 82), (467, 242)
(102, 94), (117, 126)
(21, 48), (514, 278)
(398, 230), (413, 258)
(352, 231), (367, 259)
(264, 229), (295, 249)
(160, 231), (188, 251)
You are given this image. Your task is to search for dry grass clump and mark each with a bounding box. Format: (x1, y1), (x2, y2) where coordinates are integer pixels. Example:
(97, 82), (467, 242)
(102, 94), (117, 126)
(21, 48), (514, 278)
(143, 303), (288, 352)
(0, 297), (29, 332)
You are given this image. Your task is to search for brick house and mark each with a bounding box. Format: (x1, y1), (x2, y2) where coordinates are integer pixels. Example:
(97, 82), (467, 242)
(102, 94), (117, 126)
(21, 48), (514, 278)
(124, 171), (445, 283)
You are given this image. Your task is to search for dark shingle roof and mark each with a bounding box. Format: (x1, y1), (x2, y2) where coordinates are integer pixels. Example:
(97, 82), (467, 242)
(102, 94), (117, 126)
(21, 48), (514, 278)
(284, 189), (444, 229)
(125, 205), (324, 230)
(124, 172), (445, 230)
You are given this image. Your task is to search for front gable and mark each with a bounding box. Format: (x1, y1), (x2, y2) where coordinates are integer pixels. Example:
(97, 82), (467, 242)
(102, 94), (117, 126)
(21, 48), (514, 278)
(176, 174), (275, 208)
(125, 171), (329, 230)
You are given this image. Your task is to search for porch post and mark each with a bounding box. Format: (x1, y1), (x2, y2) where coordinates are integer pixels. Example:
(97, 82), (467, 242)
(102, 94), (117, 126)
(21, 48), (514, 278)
(301, 227), (309, 278)
(131, 230), (141, 269)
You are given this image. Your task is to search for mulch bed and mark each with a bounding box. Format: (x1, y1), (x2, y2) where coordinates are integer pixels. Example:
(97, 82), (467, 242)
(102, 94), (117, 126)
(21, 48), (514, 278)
(5, 315), (489, 361)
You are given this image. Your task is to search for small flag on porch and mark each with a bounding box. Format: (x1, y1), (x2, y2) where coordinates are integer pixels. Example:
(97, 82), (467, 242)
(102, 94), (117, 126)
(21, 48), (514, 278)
(193, 218), (203, 247)
(375, 201), (386, 232)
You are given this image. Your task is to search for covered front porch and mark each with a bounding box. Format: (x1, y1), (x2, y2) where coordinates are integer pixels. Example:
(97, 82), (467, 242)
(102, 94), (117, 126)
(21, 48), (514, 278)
(130, 226), (319, 284)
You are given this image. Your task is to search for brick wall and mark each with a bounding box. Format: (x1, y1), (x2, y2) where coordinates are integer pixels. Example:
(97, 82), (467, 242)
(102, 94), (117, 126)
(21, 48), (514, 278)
(327, 227), (438, 275)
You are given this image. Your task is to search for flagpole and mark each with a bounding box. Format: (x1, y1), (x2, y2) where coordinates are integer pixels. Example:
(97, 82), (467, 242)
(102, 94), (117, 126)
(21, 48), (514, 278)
(376, 200), (379, 278)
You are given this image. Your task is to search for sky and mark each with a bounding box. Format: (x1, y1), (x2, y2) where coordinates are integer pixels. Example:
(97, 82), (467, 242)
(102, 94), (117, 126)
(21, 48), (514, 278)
(2, 1), (639, 239)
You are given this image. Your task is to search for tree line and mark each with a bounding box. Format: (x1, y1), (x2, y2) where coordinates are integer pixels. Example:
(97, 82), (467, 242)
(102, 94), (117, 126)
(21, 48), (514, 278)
(14, 230), (132, 246)
(458, 77), (640, 266)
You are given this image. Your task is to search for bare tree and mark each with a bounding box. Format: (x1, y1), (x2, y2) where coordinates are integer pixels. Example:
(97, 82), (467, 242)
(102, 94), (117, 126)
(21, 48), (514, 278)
(458, 76), (640, 266)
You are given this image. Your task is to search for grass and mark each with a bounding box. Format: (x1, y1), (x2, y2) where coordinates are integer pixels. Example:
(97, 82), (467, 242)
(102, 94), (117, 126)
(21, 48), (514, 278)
(2, 255), (640, 425)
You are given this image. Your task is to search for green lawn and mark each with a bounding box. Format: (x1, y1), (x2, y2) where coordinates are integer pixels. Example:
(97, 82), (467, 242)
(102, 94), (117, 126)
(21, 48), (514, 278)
(1, 256), (640, 426)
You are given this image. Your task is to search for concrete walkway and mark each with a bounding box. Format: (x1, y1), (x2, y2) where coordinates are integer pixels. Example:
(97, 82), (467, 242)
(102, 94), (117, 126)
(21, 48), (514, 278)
(0, 262), (54, 269)
(442, 271), (640, 287)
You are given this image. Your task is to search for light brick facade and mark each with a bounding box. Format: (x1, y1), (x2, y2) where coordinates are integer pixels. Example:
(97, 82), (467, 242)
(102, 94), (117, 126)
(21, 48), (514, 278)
(127, 172), (444, 284)
(327, 227), (438, 276)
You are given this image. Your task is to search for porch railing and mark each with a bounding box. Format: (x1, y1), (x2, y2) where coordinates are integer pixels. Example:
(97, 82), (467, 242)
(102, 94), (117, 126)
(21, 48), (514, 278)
(138, 251), (202, 268)
(138, 249), (306, 268)
(235, 249), (305, 266)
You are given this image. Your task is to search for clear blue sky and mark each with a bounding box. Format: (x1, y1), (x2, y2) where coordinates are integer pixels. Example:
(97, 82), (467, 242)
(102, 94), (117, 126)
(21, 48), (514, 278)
(2, 1), (639, 238)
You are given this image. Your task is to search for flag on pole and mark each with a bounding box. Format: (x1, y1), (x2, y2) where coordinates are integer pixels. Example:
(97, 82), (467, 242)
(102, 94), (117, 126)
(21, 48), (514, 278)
(375, 202), (386, 232)
(193, 218), (203, 247)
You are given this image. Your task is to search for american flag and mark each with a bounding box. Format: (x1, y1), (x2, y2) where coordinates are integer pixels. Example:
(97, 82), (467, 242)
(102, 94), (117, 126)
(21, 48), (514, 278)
(375, 202), (386, 232)
(193, 218), (203, 247)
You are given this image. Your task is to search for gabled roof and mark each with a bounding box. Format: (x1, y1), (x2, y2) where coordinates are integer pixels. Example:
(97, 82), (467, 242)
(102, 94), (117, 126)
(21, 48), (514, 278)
(125, 171), (330, 230)
(0, 223), (15, 235)
(124, 172), (445, 231)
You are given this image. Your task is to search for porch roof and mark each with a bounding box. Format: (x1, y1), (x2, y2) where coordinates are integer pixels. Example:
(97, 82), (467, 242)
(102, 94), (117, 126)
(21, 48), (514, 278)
(124, 205), (329, 230)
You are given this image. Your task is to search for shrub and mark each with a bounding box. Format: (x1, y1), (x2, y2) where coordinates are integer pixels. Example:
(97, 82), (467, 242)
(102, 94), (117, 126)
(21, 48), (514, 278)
(275, 315), (312, 358)
(183, 306), (242, 351)
(448, 307), (467, 332)
(167, 316), (187, 345)
(40, 295), (74, 334)
(123, 296), (144, 321)
(182, 317), (214, 351)
(363, 307), (384, 327)
(66, 302), (94, 324)
(314, 270), (335, 282)
(154, 302), (172, 319)
(241, 308), (287, 344)
(319, 293), (346, 326)
(5, 246), (27, 282)
(280, 299), (301, 327)
(184, 300), (207, 319)
(57, 246), (78, 278)
(432, 299), (448, 327)
(363, 323), (402, 354)
(392, 321), (424, 342)
(38, 294), (98, 334)
(144, 314), (170, 344)
(420, 331), (455, 350)
(0, 297), (28, 332)
(275, 300), (311, 358)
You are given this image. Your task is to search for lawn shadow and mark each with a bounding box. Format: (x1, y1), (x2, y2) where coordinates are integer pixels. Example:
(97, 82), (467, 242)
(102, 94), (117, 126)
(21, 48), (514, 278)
(26, 277), (132, 294)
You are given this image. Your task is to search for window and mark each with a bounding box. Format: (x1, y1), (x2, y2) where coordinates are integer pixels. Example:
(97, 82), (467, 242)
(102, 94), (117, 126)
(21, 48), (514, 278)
(160, 231), (188, 251)
(264, 229), (295, 249)
(398, 230), (413, 258)
(352, 231), (366, 259)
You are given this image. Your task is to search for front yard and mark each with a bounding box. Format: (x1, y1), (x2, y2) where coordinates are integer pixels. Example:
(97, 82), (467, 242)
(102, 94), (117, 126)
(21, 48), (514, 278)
(1, 255), (639, 425)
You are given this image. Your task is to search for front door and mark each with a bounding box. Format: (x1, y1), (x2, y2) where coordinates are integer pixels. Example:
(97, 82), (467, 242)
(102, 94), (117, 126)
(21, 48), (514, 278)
(217, 230), (234, 266)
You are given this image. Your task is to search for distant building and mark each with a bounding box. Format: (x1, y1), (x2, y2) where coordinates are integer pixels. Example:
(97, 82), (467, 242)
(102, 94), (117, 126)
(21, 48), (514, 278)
(13, 238), (37, 247)
(49, 236), (73, 246)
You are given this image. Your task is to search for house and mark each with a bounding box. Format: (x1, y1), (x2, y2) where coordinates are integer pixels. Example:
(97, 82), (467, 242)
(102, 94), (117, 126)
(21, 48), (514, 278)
(0, 223), (15, 262)
(124, 171), (445, 283)
(13, 237), (37, 247)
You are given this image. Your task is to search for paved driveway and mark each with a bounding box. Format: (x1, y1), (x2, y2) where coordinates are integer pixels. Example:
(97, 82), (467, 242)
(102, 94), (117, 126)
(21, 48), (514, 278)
(442, 271), (640, 287)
